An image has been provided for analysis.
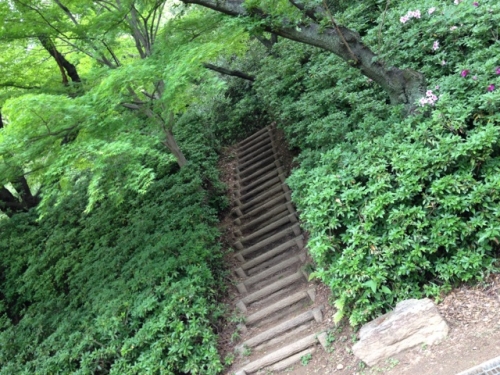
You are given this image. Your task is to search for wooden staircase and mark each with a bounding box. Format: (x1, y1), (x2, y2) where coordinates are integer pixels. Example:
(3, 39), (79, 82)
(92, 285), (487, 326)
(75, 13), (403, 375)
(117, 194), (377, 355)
(227, 126), (329, 374)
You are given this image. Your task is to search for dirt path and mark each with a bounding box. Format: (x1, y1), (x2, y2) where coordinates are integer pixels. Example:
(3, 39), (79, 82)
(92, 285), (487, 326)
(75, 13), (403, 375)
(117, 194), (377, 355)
(217, 126), (500, 375)
(282, 274), (500, 375)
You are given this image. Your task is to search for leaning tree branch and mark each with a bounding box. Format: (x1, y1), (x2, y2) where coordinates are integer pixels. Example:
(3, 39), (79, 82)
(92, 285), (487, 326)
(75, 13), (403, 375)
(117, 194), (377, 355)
(203, 63), (255, 81)
(181, 0), (426, 112)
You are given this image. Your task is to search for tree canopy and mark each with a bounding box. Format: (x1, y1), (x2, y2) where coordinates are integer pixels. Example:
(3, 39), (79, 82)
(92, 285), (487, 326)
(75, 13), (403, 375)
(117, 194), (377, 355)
(1, 0), (500, 372)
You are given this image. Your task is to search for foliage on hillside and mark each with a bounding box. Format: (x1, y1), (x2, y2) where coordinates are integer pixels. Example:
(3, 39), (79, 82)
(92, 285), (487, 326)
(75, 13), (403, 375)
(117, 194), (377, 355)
(0, 4), (241, 374)
(0, 125), (227, 374)
(2, 0), (500, 372)
(248, 0), (500, 325)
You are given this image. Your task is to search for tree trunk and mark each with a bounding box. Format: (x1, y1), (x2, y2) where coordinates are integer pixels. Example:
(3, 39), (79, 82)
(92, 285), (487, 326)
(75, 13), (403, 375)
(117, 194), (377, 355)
(181, 0), (426, 113)
(38, 36), (81, 84)
(0, 174), (40, 217)
(164, 128), (188, 168)
(123, 84), (189, 168)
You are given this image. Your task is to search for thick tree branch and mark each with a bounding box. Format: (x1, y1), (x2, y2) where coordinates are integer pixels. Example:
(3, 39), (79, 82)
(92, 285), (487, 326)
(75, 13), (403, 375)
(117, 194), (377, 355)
(203, 63), (255, 81)
(181, 0), (426, 112)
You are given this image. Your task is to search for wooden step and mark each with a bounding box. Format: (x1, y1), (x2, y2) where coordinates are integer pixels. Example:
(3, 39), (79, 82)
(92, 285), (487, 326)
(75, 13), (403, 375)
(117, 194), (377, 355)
(237, 126), (269, 147)
(233, 236), (304, 277)
(233, 224), (301, 260)
(238, 147), (274, 170)
(245, 287), (315, 326)
(268, 347), (316, 372)
(237, 154), (277, 178)
(233, 192), (291, 223)
(234, 331), (325, 375)
(237, 213), (297, 247)
(238, 136), (272, 158)
(236, 270), (306, 312)
(235, 252), (305, 293)
(236, 306), (323, 353)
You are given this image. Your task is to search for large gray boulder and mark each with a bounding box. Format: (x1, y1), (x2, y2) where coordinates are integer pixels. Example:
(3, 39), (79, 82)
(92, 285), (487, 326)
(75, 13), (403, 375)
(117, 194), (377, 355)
(352, 298), (449, 366)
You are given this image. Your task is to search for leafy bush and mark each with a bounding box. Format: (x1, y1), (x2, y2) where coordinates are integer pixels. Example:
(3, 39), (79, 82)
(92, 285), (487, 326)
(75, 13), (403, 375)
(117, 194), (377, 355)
(254, 0), (500, 325)
(0, 134), (226, 374)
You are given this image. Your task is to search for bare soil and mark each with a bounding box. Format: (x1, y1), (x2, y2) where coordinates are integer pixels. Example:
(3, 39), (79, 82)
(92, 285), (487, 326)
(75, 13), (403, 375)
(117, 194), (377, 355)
(282, 274), (500, 375)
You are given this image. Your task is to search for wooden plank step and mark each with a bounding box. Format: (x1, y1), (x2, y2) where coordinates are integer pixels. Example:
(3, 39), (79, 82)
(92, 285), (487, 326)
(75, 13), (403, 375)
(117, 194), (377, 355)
(234, 192), (291, 224)
(233, 236), (304, 277)
(245, 287), (315, 325)
(236, 252), (305, 293)
(234, 224), (301, 259)
(238, 214), (297, 247)
(235, 173), (285, 201)
(235, 183), (285, 210)
(237, 126), (269, 146)
(234, 331), (324, 374)
(238, 147), (274, 169)
(268, 347), (316, 372)
(238, 161), (281, 187)
(238, 135), (272, 157)
(236, 203), (293, 232)
(237, 154), (277, 178)
(240, 270), (306, 305)
(236, 306), (323, 352)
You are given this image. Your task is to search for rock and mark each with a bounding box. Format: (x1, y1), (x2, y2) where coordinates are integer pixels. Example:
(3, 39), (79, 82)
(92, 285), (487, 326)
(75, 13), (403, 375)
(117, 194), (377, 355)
(337, 363), (344, 370)
(352, 298), (449, 366)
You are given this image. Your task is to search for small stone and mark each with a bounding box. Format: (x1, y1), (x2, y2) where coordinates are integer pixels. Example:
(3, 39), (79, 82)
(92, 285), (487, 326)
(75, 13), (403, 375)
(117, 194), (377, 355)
(473, 347), (477, 350)
(337, 364), (344, 370)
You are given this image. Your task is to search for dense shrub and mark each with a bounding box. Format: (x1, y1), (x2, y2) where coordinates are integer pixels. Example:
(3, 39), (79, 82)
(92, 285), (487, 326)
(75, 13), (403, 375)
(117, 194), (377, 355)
(255, 0), (500, 325)
(0, 133), (226, 374)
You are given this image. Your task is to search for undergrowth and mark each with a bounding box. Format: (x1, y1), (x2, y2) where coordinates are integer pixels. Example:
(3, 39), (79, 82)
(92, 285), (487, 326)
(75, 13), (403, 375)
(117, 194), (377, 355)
(0, 119), (228, 374)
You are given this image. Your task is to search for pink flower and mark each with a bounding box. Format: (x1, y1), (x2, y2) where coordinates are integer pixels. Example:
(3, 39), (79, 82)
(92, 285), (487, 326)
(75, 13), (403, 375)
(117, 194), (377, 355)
(435, 85), (440, 90)
(400, 10), (422, 23)
(428, 7), (436, 14)
(461, 69), (470, 77)
(473, 2), (479, 6)
(419, 90), (439, 107)
(495, 67), (500, 75)
(432, 40), (439, 51)
(487, 84), (495, 92)
(472, 75), (478, 80)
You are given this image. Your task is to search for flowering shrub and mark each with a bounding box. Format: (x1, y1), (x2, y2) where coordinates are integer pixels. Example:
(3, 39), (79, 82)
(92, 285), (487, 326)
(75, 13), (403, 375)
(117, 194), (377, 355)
(255, 0), (500, 325)
(419, 90), (439, 106)
(400, 9), (421, 23)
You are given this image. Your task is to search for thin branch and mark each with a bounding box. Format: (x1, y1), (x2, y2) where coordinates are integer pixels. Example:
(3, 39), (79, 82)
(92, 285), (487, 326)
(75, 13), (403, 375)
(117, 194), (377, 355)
(53, 0), (79, 25)
(321, 0), (358, 64)
(203, 63), (255, 81)
(14, 0), (70, 38)
(378, 0), (391, 52)
(0, 82), (41, 90)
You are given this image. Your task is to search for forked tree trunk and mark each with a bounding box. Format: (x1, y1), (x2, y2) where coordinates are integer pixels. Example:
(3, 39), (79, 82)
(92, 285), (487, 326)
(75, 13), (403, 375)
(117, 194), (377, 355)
(181, 0), (426, 113)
